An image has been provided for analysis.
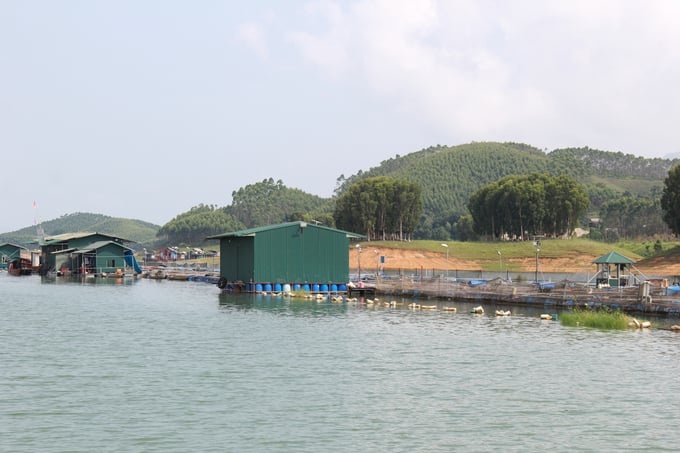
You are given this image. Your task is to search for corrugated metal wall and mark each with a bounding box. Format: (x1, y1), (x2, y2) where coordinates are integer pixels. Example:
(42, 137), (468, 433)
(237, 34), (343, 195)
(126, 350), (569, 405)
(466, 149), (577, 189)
(253, 224), (349, 283)
(94, 243), (127, 273)
(219, 223), (350, 284)
(220, 236), (255, 282)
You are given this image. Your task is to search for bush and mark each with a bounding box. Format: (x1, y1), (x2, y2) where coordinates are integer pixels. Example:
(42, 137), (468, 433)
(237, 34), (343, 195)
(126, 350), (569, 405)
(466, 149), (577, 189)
(560, 307), (630, 330)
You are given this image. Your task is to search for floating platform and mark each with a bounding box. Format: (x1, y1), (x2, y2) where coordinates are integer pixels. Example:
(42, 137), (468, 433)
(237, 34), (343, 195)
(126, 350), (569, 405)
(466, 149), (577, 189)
(373, 279), (680, 317)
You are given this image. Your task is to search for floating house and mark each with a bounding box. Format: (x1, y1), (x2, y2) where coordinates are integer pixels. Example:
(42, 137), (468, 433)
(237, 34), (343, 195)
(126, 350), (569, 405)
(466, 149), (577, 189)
(0, 242), (37, 275)
(591, 250), (642, 287)
(0, 242), (28, 270)
(39, 232), (141, 275)
(206, 221), (364, 292)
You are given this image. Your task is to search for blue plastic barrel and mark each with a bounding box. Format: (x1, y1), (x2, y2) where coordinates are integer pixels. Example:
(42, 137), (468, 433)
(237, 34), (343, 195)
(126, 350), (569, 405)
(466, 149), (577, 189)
(320, 284), (328, 292)
(293, 283), (301, 291)
(255, 283), (263, 292)
(264, 283), (272, 292)
(312, 284), (320, 292)
(338, 284), (347, 291)
(302, 284), (310, 292)
(274, 283), (282, 292)
(330, 284), (338, 292)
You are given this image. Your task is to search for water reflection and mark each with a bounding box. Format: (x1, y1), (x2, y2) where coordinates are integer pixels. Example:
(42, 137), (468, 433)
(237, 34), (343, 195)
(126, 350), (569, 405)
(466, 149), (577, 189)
(40, 275), (140, 286)
(217, 290), (680, 329)
(218, 292), (349, 317)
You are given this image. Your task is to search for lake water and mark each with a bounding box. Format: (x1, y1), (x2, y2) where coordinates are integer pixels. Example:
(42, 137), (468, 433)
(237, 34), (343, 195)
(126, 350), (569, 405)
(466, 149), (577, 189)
(2, 273), (680, 452)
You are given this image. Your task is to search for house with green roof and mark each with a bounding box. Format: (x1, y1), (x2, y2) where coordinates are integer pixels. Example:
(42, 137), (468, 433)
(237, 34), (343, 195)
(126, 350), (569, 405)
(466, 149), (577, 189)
(207, 221), (364, 291)
(39, 232), (140, 275)
(0, 242), (28, 270)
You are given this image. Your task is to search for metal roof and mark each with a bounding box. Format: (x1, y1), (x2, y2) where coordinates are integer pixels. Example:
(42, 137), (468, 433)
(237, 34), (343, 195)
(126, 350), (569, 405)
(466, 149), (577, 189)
(41, 232), (134, 245)
(51, 248), (78, 255)
(0, 242), (28, 250)
(71, 241), (134, 254)
(206, 221), (365, 240)
(592, 250), (635, 264)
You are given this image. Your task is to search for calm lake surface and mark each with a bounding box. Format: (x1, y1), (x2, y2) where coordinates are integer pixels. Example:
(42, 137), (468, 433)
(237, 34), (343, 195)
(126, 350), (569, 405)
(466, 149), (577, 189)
(2, 273), (680, 452)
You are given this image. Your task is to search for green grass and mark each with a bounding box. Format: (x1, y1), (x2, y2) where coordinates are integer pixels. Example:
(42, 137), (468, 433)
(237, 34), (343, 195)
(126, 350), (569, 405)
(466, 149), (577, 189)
(361, 238), (651, 271)
(560, 307), (631, 330)
(616, 240), (680, 258)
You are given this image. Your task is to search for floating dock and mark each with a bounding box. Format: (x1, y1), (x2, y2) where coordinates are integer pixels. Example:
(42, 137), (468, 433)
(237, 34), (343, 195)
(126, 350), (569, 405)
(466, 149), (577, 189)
(373, 278), (680, 317)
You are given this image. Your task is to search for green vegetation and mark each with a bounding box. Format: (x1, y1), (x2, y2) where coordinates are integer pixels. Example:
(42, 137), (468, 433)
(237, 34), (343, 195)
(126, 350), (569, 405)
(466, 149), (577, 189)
(0, 212), (159, 247)
(227, 178), (333, 229)
(358, 238), (656, 271)
(335, 142), (675, 240)
(560, 307), (631, 330)
(595, 194), (664, 241)
(157, 204), (244, 245)
(3, 143), (678, 248)
(334, 177), (421, 241)
(661, 163), (680, 235)
(468, 173), (589, 239)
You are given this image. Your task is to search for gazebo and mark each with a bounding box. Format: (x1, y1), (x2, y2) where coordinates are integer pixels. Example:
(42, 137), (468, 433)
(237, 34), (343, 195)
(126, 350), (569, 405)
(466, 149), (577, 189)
(590, 250), (643, 288)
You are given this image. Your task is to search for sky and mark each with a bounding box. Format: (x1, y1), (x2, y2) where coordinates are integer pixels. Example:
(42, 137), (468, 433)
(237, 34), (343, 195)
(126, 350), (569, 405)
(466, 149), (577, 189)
(2, 0), (680, 233)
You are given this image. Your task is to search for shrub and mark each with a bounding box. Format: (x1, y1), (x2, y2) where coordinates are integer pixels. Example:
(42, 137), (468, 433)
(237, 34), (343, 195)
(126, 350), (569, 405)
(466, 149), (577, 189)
(560, 307), (630, 330)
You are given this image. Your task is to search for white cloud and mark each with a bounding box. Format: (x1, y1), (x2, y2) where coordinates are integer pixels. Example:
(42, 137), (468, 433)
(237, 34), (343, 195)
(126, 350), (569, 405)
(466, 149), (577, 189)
(285, 0), (680, 155)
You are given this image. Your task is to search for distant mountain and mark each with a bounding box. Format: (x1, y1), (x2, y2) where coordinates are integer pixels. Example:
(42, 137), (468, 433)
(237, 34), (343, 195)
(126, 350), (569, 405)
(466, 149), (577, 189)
(7, 144), (672, 246)
(334, 142), (679, 238)
(0, 212), (160, 248)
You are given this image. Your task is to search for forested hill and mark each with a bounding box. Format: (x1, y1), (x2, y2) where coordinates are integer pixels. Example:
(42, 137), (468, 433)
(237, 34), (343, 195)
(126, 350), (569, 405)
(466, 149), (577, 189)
(548, 147), (675, 179)
(6, 143), (676, 246)
(0, 213), (160, 247)
(334, 142), (678, 238)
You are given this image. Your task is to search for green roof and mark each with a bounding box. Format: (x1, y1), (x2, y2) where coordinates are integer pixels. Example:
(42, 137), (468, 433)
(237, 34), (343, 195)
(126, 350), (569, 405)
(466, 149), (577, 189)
(592, 250), (635, 265)
(71, 241), (134, 254)
(206, 221), (365, 240)
(40, 232), (133, 245)
(0, 242), (28, 251)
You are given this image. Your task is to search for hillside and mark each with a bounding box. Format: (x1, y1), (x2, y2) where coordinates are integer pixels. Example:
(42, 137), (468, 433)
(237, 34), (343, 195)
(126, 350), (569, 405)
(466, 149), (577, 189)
(0, 212), (160, 247)
(353, 239), (680, 276)
(4, 143), (676, 246)
(335, 142), (677, 238)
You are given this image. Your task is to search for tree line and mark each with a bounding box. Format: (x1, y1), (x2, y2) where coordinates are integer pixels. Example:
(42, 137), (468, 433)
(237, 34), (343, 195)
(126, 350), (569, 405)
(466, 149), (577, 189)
(468, 173), (590, 240)
(333, 177), (421, 241)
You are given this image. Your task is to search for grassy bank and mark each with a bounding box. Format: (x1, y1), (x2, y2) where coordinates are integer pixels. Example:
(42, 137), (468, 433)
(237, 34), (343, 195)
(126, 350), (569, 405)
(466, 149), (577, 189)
(360, 238), (655, 271)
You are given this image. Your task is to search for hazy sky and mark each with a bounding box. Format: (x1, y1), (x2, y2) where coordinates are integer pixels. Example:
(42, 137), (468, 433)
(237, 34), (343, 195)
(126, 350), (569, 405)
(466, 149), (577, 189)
(3, 0), (680, 233)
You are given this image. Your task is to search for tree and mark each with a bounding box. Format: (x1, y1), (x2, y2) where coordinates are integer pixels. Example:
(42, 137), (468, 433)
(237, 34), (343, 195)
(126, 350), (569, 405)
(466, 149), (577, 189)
(157, 204), (245, 245)
(334, 177), (422, 240)
(661, 164), (680, 235)
(468, 173), (589, 239)
(227, 178), (334, 228)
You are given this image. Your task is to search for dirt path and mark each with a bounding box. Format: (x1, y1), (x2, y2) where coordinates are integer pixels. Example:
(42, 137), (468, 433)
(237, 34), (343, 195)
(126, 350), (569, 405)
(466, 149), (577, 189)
(350, 247), (680, 276)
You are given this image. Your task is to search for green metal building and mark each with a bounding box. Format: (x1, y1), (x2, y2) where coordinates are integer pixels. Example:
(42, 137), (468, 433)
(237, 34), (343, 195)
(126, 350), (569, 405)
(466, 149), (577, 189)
(207, 221), (364, 287)
(39, 232), (139, 275)
(0, 242), (28, 270)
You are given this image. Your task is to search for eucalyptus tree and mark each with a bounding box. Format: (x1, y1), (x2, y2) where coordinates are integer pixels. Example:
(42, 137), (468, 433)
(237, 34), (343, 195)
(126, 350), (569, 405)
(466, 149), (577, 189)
(334, 176), (421, 240)
(661, 164), (680, 235)
(468, 173), (588, 240)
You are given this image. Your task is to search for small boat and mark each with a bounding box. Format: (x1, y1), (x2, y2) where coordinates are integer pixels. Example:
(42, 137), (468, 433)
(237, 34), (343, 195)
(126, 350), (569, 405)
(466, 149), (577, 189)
(8, 258), (32, 276)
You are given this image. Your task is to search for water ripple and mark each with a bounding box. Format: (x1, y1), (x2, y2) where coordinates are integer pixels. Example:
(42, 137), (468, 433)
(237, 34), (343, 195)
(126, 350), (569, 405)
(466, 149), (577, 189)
(2, 275), (680, 452)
